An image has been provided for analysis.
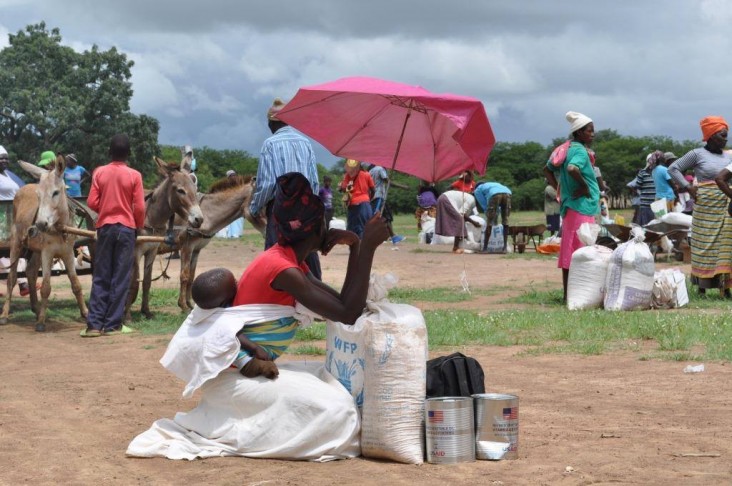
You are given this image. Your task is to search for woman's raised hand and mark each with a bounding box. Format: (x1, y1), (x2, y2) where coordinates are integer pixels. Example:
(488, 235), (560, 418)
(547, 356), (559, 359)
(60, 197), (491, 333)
(321, 228), (359, 256)
(361, 211), (390, 250)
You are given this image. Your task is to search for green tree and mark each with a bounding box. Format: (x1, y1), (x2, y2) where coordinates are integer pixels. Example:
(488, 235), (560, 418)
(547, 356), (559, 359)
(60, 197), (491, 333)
(0, 22), (159, 178)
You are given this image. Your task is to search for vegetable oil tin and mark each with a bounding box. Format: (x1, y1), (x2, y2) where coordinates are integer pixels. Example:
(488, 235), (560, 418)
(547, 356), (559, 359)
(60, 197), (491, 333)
(472, 393), (519, 460)
(424, 397), (475, 464)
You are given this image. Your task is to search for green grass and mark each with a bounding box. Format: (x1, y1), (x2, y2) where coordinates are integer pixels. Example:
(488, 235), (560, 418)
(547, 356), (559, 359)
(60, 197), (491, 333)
(389, 287), (473, 303)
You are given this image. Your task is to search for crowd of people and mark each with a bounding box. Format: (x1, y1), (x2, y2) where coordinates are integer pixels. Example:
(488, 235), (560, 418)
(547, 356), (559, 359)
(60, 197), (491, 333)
(5, 95), (732, 461)
(541, 112), (732, 301)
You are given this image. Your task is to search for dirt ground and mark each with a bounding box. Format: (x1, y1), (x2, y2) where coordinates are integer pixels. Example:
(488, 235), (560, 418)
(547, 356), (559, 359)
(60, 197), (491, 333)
(1, 238), (731, 485)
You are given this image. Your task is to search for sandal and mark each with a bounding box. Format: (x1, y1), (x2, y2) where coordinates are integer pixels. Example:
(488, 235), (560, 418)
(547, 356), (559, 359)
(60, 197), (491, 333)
(452, 248), (464, 254)
(102, 325), (135, 336)
(80, 328), (102, 338)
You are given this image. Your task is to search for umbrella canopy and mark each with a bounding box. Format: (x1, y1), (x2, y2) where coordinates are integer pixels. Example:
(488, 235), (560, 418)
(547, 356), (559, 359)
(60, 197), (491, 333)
(276, 76), (495, 183)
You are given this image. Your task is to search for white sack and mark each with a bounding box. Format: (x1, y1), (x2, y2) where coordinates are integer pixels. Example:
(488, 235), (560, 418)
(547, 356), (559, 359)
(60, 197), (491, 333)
(567, 223), (611, 310)
(604, 227), (655, 311)
(326, 274), (428, 464)
(567, 246), (613, 310)
(126, 363), (360, 462)
(360, 301), (427, 464)
(485, 224), (505, 253)
(325, 274), (399, 408)
(661, 212), (693, 227)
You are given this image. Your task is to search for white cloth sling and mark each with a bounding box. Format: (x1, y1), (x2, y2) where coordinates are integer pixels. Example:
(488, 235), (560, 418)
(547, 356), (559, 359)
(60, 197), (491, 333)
(160, 303), (315, 398)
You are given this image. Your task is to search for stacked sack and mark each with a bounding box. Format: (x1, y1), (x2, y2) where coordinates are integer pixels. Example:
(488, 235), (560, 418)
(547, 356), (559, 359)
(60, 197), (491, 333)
(604, 226), (655, 311)
(325, 273), (428, 464)
(567, 223), (613, 310)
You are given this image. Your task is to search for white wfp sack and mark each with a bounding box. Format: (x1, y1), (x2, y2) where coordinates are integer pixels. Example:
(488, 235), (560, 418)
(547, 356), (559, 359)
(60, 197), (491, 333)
(567, 223), (613, 310)
(326, 274), (428, 464)
(604, 227), (655, 311)
(360, 299), (427, 464)
(651, 268), (689, 309)
(485, 224), (505, 253)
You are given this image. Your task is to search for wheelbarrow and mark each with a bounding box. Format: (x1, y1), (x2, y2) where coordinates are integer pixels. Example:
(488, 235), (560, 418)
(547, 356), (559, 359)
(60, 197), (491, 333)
(508, 224), (547, 253)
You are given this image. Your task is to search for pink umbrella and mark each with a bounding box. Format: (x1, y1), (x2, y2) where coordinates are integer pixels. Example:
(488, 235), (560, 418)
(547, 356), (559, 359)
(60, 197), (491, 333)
(276, 76), (495, 183)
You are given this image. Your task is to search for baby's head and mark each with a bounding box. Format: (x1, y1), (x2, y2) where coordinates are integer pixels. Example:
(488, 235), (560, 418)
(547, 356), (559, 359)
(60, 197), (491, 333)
(191, 268), (237, 309)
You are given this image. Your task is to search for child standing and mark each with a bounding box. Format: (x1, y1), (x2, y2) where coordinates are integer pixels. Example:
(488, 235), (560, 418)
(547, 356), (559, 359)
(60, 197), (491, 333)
(82, 134), (145, 337)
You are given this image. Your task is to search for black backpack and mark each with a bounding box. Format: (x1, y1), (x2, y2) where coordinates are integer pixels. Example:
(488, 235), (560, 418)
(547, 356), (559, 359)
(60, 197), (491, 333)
(426, 352), (486, 398)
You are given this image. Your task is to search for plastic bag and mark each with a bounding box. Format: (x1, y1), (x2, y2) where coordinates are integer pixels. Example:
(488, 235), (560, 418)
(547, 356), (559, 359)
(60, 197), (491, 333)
(651, 268), (689, 309)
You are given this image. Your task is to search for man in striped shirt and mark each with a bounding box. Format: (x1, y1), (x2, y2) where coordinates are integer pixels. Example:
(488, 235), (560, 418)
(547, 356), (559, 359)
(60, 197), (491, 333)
(249, 98), (322, 279)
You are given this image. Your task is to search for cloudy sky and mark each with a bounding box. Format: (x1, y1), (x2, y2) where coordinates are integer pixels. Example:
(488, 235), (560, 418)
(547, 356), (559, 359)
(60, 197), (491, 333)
(1, 0), (731, 167)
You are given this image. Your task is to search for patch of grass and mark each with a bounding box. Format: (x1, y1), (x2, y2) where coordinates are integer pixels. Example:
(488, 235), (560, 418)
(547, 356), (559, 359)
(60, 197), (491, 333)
(296, 322), (326, 341)
(508, 287), (564, 306)
(289, 345), (325, 356)
(422, 307), (732, 362)
(501, 252), (555, 260)
(389, 287), (473, 303)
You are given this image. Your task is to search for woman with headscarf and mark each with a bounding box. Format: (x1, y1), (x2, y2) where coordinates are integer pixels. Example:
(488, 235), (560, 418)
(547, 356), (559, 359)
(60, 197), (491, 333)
(631, 151), (660, 226)
(669, 116), (732, 296)
(129, 172), (390, 460)
(543, 111), (600, 302)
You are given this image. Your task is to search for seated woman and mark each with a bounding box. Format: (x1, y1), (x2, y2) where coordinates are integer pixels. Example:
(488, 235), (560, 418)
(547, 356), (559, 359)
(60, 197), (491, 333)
(127, 172), (389, 462)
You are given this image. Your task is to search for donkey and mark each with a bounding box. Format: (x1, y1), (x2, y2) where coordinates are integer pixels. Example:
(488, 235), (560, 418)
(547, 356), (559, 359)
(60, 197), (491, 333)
(125, 156), (203, 320)
(0, 157), (87, 332)
(164, 175), (265, 311)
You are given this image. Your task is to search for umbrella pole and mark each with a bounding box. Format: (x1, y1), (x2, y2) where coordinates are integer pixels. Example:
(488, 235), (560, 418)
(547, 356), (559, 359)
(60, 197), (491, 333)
(382, 103), (413, 209)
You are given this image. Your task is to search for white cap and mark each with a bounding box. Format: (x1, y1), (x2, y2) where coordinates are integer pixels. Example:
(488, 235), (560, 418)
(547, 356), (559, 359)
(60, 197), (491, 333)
(0, 145), (7, 156)
(566, 111), (593, 135)
(226, 169), (236, 177)
(183, 145), (193, 154)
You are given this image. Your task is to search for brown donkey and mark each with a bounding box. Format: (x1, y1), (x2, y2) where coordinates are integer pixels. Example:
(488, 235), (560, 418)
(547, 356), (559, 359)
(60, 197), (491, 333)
(125, 156), (203, 320)
(0, 157), (87, 331)
(165, 175), (265, 311)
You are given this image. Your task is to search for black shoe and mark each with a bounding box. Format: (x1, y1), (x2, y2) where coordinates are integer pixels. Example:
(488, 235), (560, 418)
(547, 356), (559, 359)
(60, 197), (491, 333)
(168, 252), (180, 260)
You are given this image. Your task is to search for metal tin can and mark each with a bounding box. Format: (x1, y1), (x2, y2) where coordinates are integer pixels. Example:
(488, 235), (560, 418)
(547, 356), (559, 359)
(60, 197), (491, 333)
(473, 393), (519, 460)
(425, 397), (475, 464)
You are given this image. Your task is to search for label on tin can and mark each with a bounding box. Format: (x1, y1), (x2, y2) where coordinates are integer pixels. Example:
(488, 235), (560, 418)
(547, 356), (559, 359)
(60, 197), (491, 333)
(473, 393), (519, 460)
(425, 397), (475, 464)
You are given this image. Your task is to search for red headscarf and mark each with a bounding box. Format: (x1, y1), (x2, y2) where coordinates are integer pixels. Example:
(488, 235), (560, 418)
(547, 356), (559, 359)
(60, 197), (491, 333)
(700, 116), (728, 141)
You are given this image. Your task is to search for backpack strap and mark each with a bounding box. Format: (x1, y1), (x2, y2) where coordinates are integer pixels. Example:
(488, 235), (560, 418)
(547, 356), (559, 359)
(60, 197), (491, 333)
(446, 356), (471, 397)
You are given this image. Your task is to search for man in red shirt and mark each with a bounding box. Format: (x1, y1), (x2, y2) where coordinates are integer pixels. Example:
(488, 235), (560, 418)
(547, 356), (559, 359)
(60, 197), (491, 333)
(339, 159), (375, 238)
(82, 134), (145, 337)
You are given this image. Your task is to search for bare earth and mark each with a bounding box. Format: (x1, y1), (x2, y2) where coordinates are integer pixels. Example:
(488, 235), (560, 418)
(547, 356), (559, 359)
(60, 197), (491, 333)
(1, 238), (730, 485)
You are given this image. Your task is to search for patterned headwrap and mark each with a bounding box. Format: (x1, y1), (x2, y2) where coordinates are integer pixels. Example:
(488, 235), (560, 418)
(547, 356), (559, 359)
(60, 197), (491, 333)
(700, 116), (728, 142)
(273, 172), (324, 246)
(645, 150), (665, 171)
